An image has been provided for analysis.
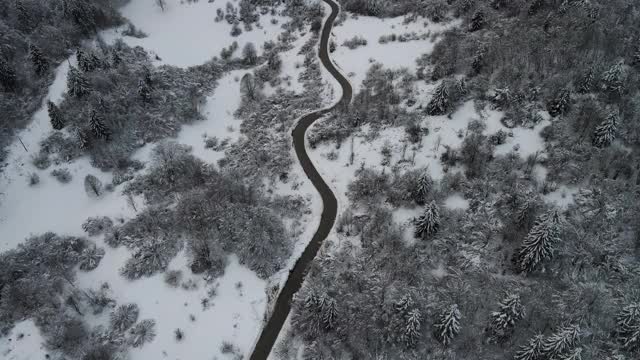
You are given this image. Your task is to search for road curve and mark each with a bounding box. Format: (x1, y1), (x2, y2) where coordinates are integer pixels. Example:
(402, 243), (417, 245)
(249, 0), (352, 358)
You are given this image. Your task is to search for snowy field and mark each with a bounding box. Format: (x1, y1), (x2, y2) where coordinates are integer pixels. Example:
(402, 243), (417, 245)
(332, 13), (459, 87)
(101, 0), (288, 67)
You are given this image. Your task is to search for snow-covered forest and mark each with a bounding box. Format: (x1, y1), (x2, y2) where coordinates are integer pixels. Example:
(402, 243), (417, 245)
(1, 0), (640, 359)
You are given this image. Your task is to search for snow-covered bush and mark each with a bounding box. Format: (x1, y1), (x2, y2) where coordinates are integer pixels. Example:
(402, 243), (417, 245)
(79, 245), (106, 271)
(164, 270), (183, 288)
(28, 172), (40, 186)
(128, 319), (156, 347)
(110, 303), (140, 333)
(51, 168), (72, 183)
(82, 216), (114, 236)
(342, 35), (368, 49)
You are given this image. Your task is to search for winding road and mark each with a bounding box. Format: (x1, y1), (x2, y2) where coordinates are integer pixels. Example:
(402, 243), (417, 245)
(249, 0), (352, 358)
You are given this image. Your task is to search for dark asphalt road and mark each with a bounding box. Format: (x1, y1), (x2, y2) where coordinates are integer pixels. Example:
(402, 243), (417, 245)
(248, 0), (353, 358)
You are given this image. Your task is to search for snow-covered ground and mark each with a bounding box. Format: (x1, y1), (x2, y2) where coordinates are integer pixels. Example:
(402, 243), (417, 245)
(332, 13), (459, 87)
(102, 0), (288, 67)
(0, 321), (46, 360)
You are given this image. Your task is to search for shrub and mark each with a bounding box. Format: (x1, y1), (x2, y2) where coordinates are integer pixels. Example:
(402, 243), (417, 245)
(51, 168), (72, 183)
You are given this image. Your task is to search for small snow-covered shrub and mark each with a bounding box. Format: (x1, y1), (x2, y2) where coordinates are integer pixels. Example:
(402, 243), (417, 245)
(51, 168), (72, 183)
(129, 319), (156, 347)
(489, 129), (508, 145)
(84, 174), (103, 198)
(174, 328), (184, 341)
(121, 23), (147, 38)
(342, 36), (368, 49)
(164, 270), (183, 288)
(28, 172), (40, 186)
(230, 24), (242, 36)
(110, 303), (140, 333)
(204, 136), (218, 149)
(82, 216), (114, 236)
(32, 152), (51, 170)
(79, 245), (106, 271)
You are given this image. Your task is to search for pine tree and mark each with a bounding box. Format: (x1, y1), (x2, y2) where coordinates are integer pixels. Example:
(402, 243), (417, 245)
(561, 347), (583, 360)
(427, 82), (450, 115)
(129, 319), (156, 347)
(47, 101), (65, 130)
(592, 112), (618, 148)
(15, 0), (32, 31)
(615, 302), (640, 351)
(602, 62), (625, 96)
(413, 172), (432, 205)
(547, 88), (571, 117)
(29, 44), (49, 76)
(110, 303), (139, 332)
(577, 68), (596, 94)
(434, 304), (460, 346)
(528, 0), (544, 15)
(78, 50), (101, 72)
(514, 211), (560, 273)
(242, 42), (258, 65)
(89, 109), (110, 140)
(0, 57), (17, 91)
(395, 294), (413, 313)
(404, 308), (422, 347)
(137, 80), (151, 103)
(490, 293), (525, 341)
(321, 296), (338, 331)
(67, 66), (90, 97)
(469, 11), (485, 32)
(76, 128), (90, 150)
(542, 325), (580, 358)
(84, 174), (103, 197)
(111, 50), (122, 67)
(515, 334), (544, 360)
(414, 201), (440, 239)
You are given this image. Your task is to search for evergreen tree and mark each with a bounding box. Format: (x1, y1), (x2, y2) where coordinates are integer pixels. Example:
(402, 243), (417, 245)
(414, 201), (440, 239)
(434, 304), (461, 346)
(240, 73), (258, 100)
(561, 347), (583, 360)
(514, 211), (560, 273)
(84, 174), (103, 197)
(78, 49), (100, 72)
(29, 44), (49, 76)
(404, 308), (422, 347)
(615, 302), (640, 351)
(542, 325), (581, 358)
(111, 50), (123, 67)
(515, 334), (544, 360)
(321, 296), (338, 331)
(528, 0), (544, 15)
(413, 171), (432, 205)
(242, 42), (258, 65)
(547, 88), (571, 117)
(592, 112), (618, 148)
(490, 293), (525, 341)
(129, 319), (156, 347)
(110, 303), (139, 332)
(76, 127), (90, 150)
(602, 61), (625, 96)
(426, 82), (450, 115)
(89, 109), (110, 140)
(137, 80), (151, 103)
(0, 57), (17, 91)
(469, 11), (485, 32)
(47, 101), (65, 130)
(394, 294), (413, 313)
(577, 68), (596, 94)
(67, 66), (90, 97)
(15, 0), (32, 31)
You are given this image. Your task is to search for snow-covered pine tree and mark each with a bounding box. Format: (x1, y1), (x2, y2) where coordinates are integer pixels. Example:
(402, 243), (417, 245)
(29, 44), (49, 76)
(78, 50), (100, 72)
(434, 304), (461, 346)
(78, 245), (105, 271)
(469, 11), (485, 32)
(426, 82), (450, 115)
(395, 294), (413, 314)
(321, 296), (338, 331)
(15, 0), (31, 30)
(47, 101), (65, 130)
(89, 109), (110, 140)
(76, 128), (90, 150)
(242, 42), (258, 65)
(547, 88), (571, 117)
(528, 0), (544, 15)
(592, 112), (618, 148)
(84, 174), (103, 197)
(490, 293), (525, 341)
(577, 68), (596, 94)
(110, 303), (140, 332)
(129, 319), (156, 347)
(514, 210), (560, 273)
(542, 324), (581, 358)
(414, 201), (440, 239)
(404, 308), (422, 347)
(515, 334), (544, 360)
(137, 80), (151, 103)
(413, 171), (432, 205)
(602, 61), (625, 96)
(0, 57), (17, 90)
(615, 302), (640, 351)
(561, 347), (583, 360)
(67, 66), (90, 97)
